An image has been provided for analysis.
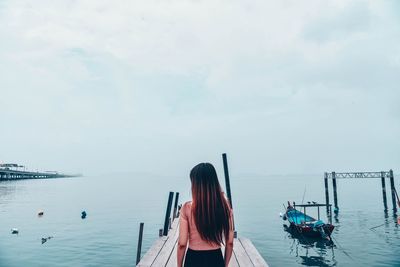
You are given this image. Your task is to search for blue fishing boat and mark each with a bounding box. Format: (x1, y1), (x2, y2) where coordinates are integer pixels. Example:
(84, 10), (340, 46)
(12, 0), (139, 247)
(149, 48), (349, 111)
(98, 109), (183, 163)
(282, 201), (334, 240)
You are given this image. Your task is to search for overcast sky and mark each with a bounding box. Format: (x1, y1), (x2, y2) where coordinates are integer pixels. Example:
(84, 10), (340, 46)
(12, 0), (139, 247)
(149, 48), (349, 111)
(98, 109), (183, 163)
(0, 0), (399, 176)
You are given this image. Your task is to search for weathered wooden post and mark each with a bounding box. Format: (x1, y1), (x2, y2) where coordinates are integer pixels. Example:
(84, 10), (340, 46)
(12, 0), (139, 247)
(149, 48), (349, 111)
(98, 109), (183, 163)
(222, 153), (233, 209)
(332, 172), (339, 213)
(328, 205), (332, 224)
(324, 172), (330, 213)
(172, 192), (180, 220)
(177, 204), (182, 218)
(163, 192), (174, 236)
(136, 222), (144, 265)
(222, 153), (236, 236)
(381, 171), (388, 212)
(389, 170), (397, 212)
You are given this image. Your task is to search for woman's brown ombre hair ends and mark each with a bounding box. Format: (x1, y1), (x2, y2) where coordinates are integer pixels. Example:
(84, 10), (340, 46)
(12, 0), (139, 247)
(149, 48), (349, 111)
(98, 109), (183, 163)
(190, 163), (231, 246)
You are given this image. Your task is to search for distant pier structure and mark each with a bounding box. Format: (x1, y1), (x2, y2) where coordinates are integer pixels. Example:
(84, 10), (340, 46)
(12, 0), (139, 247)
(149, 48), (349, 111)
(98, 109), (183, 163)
(324, 170), (397, 213)
(0, 163), (78, 180)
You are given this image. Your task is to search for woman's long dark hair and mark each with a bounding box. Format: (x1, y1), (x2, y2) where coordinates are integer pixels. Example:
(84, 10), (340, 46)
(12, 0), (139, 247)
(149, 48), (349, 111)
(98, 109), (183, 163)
(190, 163), (231, 246)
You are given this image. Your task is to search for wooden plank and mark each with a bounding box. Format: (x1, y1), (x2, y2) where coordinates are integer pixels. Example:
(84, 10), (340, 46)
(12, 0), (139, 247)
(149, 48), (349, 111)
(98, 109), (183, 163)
(139, 218), (267, 267)
(165, 243), (178, 267)
(137, 237), (168, 267)
(239, 238), (269, 267)
(167, 240), (239, 267)
(138, 219), (179, 266)
(151, 219), (180, 266)
(229, 250), (240, 267)
(233, 239), (254, 267)
(221, 244), (240, 267)
(166, 245), (240, 267)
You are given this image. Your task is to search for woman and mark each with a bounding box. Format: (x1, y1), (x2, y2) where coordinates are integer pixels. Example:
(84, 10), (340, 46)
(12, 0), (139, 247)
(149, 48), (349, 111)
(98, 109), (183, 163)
(177, 163), (234, 267)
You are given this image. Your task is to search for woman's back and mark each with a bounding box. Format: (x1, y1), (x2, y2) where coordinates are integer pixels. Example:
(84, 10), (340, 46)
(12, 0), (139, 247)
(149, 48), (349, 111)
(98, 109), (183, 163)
(181, 201), (233, 250)
(177, 163), (234, 267)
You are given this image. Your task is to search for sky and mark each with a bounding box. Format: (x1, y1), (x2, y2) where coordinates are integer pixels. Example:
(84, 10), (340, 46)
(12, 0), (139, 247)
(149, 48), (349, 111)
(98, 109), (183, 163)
(0, 0), (399, 177)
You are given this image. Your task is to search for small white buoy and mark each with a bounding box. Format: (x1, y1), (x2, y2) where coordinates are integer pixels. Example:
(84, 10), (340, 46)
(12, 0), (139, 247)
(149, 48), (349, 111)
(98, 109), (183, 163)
(11, 228), (19, 234)
(279, 212), (283, 217)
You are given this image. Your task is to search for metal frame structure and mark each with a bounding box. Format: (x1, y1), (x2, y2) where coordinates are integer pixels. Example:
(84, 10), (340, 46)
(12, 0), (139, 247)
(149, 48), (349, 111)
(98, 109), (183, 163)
(324, 170), (397, 213)
(326, 172), (390, 179)
(293, 203), (333, 224)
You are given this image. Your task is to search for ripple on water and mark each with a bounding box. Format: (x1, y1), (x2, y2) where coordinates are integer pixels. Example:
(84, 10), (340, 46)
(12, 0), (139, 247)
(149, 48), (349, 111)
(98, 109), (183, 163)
(0, 174), (399, 266)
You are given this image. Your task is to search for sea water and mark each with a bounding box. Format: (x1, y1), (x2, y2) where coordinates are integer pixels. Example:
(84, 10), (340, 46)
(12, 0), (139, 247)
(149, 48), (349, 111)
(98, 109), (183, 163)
(0, 173), (399, 266)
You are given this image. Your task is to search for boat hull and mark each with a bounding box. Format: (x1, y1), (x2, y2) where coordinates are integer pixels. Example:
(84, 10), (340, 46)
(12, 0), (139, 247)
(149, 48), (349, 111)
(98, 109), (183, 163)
(283, 207), (334, 239)
(286, 222), (334, 238)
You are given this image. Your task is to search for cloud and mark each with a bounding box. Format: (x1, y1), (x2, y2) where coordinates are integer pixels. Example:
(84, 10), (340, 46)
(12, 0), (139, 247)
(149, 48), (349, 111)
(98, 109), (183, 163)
(0, 0), (399, 175)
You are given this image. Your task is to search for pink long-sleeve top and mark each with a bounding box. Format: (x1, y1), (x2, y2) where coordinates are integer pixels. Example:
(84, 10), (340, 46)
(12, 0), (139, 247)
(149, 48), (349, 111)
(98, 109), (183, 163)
(179, 201), (233, 251)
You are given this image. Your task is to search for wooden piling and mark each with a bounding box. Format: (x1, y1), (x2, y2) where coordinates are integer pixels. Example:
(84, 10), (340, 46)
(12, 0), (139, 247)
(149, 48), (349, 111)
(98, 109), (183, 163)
(332, 172), (338, 213)
(163, 192), (174, 236)
(222, 153), (233, 209)
(222, 153), (236, 233)
(381, 171), (388, 212)
(136, 222), (144, 265)
(389, 170), (397, 212)
(324, 172), (330, 213)
(172, 192), (179, 219)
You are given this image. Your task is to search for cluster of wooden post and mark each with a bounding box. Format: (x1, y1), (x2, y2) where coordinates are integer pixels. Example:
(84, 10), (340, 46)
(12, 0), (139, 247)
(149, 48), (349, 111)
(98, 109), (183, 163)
(324, 172), (339, 214)
(324, 170), (397, 215)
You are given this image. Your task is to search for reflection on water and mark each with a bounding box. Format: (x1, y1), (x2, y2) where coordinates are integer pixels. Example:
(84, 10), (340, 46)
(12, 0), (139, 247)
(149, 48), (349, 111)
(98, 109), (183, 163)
(0, 182), (19, 205)
(369, 211), (400, 247)
(299, 256), (333, 267)
(282, 207), (400, 267)
(285, 225), (337, 267)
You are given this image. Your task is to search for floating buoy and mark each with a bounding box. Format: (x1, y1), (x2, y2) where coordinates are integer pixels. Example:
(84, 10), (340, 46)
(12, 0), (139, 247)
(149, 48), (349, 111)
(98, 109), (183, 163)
(11, 228), (19, 234)
(38, 210), (44, 216)
(81, 211), (87, 219)
(41, 236), (53, 244)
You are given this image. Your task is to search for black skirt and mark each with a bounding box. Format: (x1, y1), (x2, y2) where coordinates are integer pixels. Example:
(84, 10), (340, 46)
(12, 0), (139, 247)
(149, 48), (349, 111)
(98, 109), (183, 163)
(184, 248), (224, 267)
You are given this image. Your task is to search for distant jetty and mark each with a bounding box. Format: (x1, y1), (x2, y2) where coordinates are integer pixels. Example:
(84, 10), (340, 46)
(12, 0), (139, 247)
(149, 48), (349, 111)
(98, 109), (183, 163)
(0, 163), (80, 180)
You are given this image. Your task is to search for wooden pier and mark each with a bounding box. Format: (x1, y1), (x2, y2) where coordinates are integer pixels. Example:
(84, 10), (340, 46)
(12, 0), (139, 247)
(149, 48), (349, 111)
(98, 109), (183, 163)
(136, 154), (268, 266)
(0, 169), (78, 180)
(137, 219), (269, 267)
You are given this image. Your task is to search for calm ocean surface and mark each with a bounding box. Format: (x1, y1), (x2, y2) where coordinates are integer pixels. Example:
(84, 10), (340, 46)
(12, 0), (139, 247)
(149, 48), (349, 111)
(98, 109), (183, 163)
(0, 173), (399, 267)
